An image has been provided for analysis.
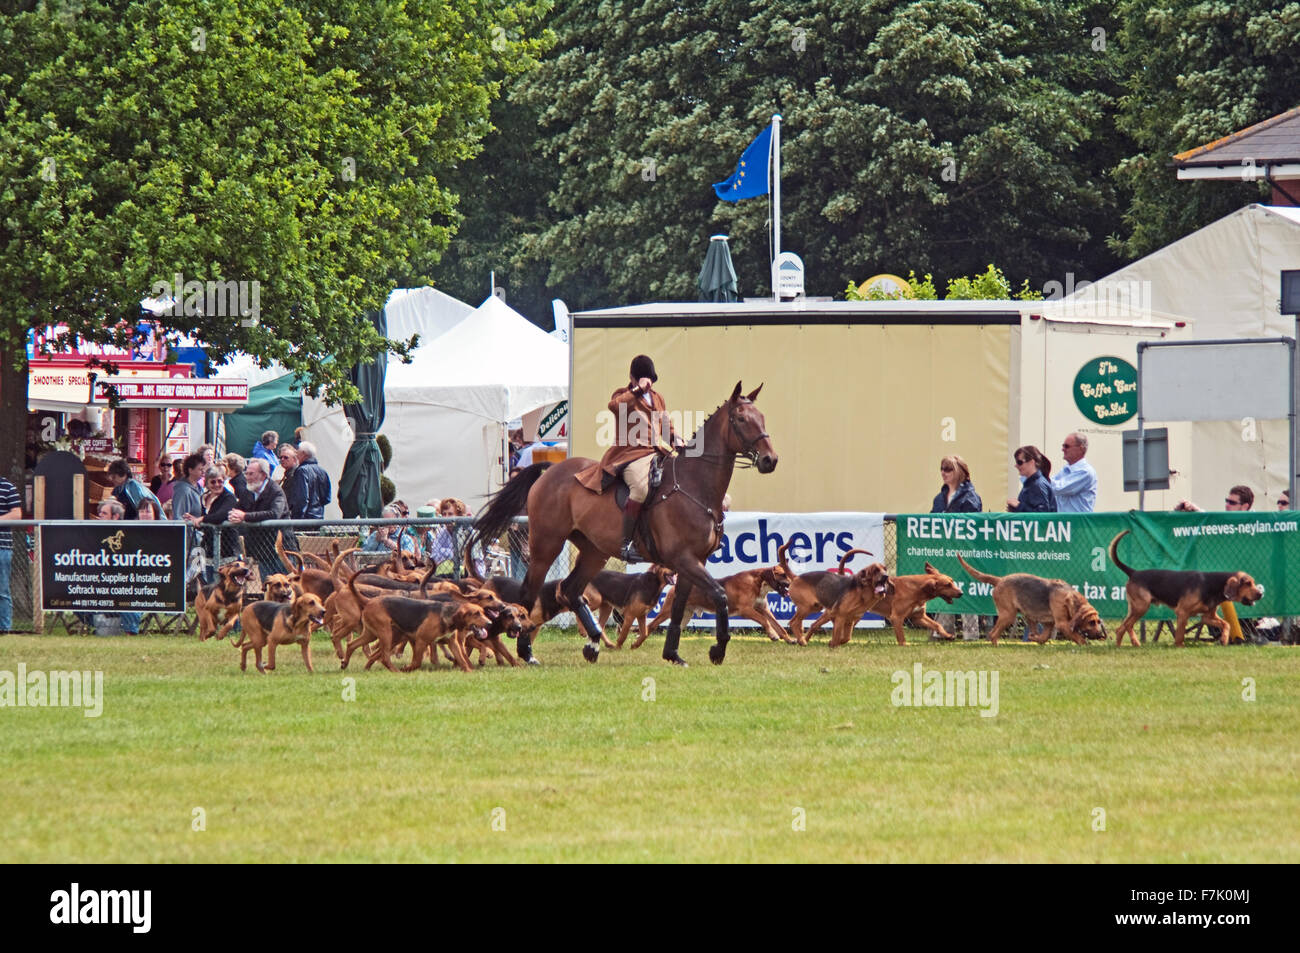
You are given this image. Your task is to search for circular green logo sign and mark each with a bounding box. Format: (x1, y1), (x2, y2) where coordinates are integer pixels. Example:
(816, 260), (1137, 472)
(1073, 356), (1137, 424)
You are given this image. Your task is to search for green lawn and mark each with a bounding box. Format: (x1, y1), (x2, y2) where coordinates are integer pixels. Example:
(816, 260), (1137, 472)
(0, 627), (1296, 863)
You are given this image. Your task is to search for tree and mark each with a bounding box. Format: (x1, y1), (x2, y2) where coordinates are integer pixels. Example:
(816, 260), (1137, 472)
(508, 0), (1121, 311)
(845, 265), (1043, 300)
(1110, 0), (1298, 259)
(432, 82), (561, 326)
(0, 0), (550, 488)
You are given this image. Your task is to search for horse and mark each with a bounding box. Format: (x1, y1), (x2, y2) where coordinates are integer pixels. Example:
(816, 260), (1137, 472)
(472, 381), (777, 666)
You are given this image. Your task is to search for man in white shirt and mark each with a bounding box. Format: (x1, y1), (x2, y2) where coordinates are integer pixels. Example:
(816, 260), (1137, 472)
(1052, 432), (1097, 512)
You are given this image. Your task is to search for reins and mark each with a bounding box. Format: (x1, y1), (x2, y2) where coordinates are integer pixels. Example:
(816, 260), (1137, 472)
(654, 403), (764, 533)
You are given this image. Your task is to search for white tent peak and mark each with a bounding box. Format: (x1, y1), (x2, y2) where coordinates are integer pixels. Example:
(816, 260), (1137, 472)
(386, 294), (567, 420)
(1066, 204), (1300, 339)
(384, 286), (474, 343)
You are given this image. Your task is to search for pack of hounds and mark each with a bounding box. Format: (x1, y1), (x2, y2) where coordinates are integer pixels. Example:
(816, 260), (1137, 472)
(190, 528), (1266, 673)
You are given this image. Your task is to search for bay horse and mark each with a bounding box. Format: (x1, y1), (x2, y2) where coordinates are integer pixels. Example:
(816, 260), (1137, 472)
(472, 381), (777, 666)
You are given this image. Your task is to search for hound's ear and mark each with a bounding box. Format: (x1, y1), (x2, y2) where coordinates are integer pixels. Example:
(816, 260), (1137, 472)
(924, 562), (940, 575)
(745, 383), (763, 402)
(1224, 574), (1242, 600)
(731, 381), (743, 401)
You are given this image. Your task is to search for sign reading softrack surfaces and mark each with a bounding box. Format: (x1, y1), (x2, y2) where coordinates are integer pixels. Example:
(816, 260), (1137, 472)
(40, 523), (187, 613)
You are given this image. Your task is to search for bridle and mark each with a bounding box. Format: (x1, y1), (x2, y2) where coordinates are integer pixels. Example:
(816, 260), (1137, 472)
(728, 403), (770, 467)
(655, 401), (768, 535)
(690, 401), (769, 467)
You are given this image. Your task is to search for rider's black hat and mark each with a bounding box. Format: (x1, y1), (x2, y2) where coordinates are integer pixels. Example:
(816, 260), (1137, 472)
(630, 354), (657, 383)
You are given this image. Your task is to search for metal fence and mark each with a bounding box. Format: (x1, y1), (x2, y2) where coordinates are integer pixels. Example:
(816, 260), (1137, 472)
(7, 511), (1291, 642)
(1, 516), (579, 636)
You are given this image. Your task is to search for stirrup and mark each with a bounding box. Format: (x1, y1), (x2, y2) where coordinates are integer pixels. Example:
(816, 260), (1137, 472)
(619, 540), (645, 563)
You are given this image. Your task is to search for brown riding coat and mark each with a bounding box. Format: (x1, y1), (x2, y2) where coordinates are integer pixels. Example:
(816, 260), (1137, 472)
(576, 386), (677, 492)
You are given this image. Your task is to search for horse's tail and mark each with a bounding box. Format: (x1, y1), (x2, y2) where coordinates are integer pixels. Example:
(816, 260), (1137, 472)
(836, 547), (874, 573)
(472, 462), (551, 550)
(1108, 530), (1136, 578)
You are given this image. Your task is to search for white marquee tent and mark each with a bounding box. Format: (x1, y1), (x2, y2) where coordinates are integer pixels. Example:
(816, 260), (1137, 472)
(301, 294), (568, 514)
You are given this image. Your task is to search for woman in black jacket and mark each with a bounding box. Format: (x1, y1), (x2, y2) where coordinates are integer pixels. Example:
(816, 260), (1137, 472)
(931, 454), (983, 639)
(183, 466), (241, 570)
(931, 455), (982, 513)
(1006, 446), (1057, 512)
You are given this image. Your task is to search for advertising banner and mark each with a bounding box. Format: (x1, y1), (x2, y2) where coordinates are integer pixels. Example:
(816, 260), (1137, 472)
(40, 522), (188, 613)
(633, 511), (886, 629)
(896, 511), (1298, 618)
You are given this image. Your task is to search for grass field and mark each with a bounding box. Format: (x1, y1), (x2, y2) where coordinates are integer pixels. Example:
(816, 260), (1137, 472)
(1, 627), (1296, 863)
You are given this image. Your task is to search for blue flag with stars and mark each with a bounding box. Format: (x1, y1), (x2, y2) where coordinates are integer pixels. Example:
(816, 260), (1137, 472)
(712, 124), (772, 202)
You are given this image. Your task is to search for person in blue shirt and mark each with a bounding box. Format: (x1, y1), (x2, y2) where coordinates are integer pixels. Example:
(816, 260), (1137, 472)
(1006, 446), (1057, 512)
(931, 455), (982, 513)
(1052, 432), (1097, 512)
(251, 430), (279, 479)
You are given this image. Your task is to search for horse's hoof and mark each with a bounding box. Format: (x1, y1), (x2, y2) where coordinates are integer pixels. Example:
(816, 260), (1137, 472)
(708, 644), (726, 665)
(582, 643), (599, 664)
(664, 654), (688, 667)
(526, 656), (541, 666)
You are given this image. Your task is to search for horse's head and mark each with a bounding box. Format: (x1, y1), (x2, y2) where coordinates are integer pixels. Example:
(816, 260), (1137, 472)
(728, 381), (778, 473)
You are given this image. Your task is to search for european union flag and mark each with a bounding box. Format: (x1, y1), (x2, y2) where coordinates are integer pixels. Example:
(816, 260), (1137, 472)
(712, 124), (772, 202)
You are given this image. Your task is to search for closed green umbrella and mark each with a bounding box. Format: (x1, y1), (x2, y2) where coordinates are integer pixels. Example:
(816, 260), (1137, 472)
(697, 234), (739, 302)
(338, 310), (386, 518)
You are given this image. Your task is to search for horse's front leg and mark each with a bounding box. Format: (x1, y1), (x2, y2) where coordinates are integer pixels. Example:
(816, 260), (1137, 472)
(662, 578), (694, 667)
(700, 574), (730, 665)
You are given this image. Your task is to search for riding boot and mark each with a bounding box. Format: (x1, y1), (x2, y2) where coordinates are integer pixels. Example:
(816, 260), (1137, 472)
(619, 500), (644, 563)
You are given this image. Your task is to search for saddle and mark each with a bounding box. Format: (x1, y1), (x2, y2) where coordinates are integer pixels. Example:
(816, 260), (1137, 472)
(613, 455), (664, 510)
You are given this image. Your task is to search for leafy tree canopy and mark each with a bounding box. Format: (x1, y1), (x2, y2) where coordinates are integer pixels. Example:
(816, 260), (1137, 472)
(1110, 0), (1298, 259)
(498, 0), (1119, 311)
(0, 0), (550, 480)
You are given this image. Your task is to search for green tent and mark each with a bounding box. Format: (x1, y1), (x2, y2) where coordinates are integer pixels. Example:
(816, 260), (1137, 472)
(222, 373), (302, 463)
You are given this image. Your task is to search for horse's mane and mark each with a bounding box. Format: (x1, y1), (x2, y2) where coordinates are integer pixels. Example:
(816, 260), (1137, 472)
(685, 396), (749, 446)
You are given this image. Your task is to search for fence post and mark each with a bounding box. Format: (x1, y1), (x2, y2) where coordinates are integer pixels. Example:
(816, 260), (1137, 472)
(452, 519), (463, 579)
(32, 526), (43, 635)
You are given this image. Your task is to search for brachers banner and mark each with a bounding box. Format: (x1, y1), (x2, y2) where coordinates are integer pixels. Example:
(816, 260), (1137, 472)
(41, 522), (188, 613)
(896, 511), (1299, 618)
(628, 511), (887, 629)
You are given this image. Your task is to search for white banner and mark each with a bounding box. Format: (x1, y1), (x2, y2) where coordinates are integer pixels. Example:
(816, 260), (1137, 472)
(630, 511), (886, 629)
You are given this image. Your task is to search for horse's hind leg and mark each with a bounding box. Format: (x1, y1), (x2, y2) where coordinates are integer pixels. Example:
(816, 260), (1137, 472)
(516, 533), (565, 665)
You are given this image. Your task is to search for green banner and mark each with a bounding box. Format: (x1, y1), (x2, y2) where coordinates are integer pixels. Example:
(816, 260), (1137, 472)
(896, 511), (1299, 618)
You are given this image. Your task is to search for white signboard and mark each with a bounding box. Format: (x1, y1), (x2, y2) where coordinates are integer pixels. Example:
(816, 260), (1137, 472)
(1141, 340), (1292, 422)
(628, 511), (887, 628)
(776, 252), (805, 298)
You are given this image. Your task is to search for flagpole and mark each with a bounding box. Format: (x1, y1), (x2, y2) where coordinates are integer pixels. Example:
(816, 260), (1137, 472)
(770, 114), (781, 302)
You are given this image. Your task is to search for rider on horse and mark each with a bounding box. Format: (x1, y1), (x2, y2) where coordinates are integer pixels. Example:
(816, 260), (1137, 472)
(576, 354), (683, 562)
